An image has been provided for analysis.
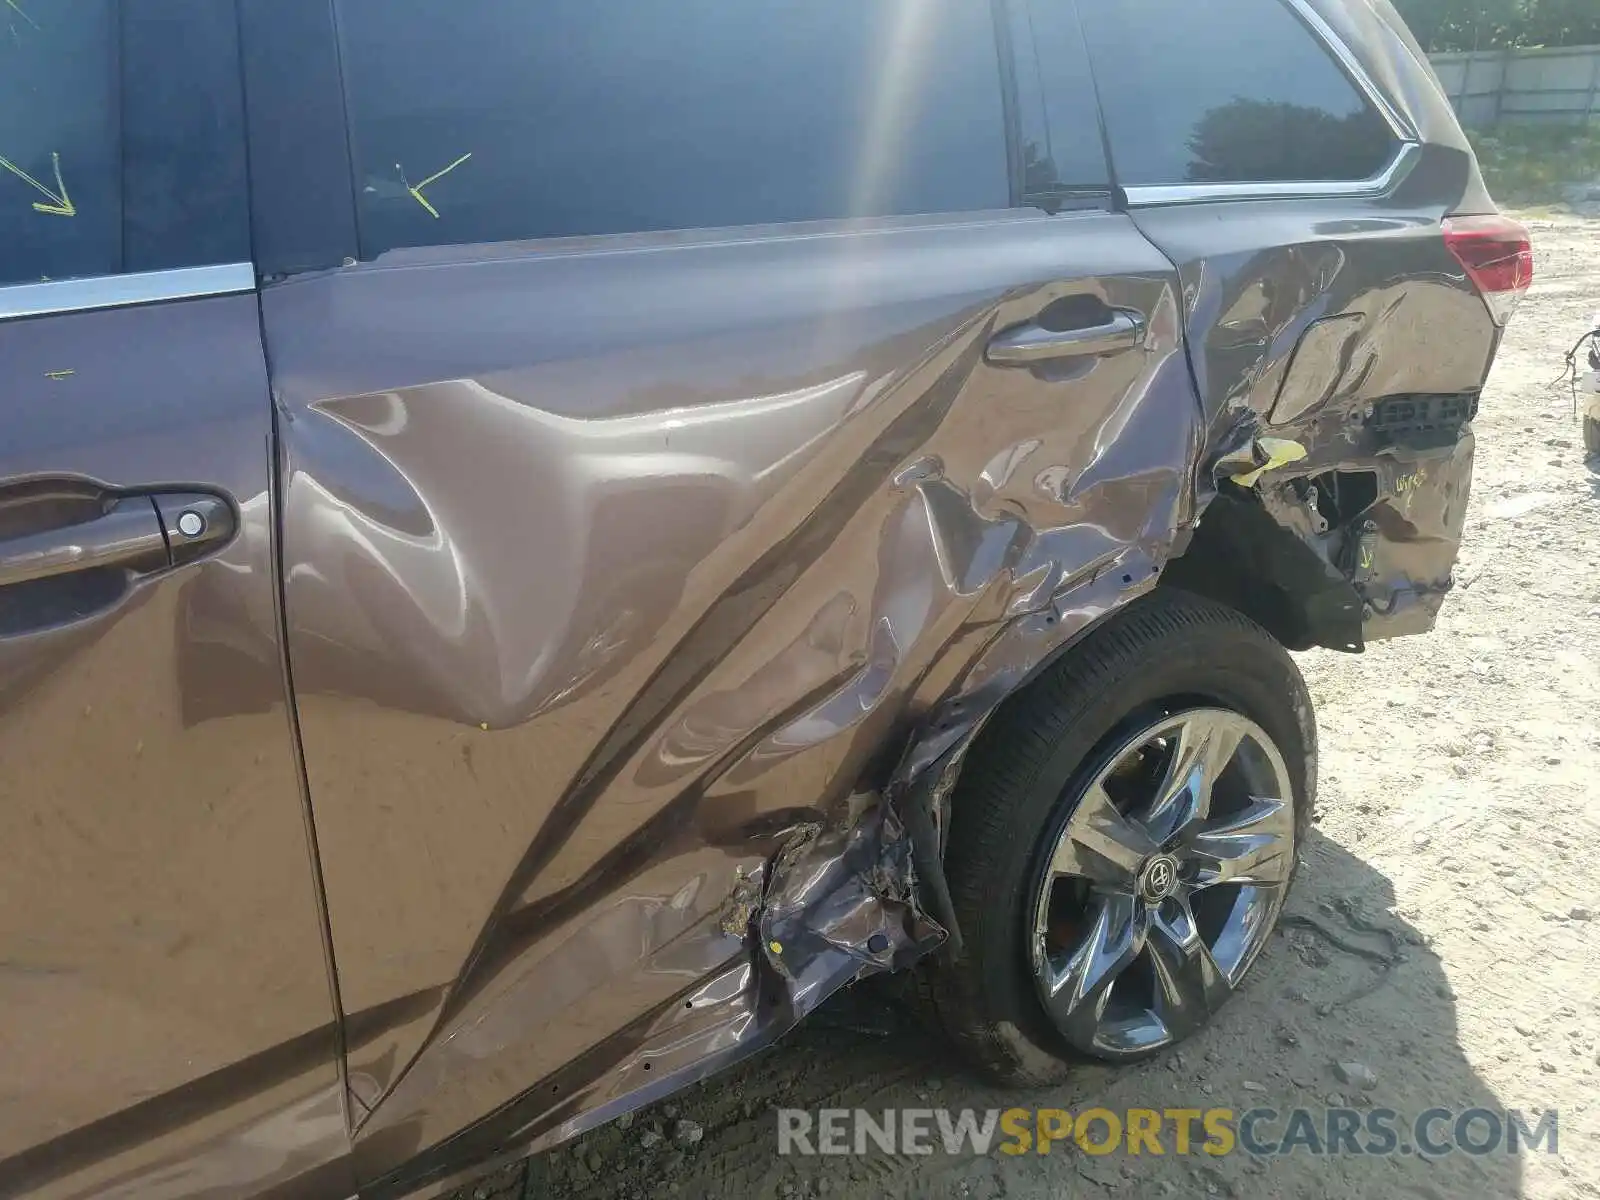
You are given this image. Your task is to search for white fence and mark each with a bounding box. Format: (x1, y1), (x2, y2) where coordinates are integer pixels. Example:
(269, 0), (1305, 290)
(1429, 44), (1600, 128)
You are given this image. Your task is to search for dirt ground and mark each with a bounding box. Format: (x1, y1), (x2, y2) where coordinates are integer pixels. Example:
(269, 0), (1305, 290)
(453, 214), (1600, 1200)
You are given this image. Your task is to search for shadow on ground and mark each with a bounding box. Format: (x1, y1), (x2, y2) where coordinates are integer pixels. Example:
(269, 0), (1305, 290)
(454, 832), (1528, 1200)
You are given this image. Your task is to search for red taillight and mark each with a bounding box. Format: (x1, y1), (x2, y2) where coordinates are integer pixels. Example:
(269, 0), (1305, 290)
(1443, 214), (1533, 325)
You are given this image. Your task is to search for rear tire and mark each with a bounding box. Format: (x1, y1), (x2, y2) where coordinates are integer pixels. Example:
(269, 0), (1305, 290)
(916, 589), (1315, 1086)
(1584, 415), (1600, 457)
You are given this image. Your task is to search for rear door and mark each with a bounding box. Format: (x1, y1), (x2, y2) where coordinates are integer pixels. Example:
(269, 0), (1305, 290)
(252, 1), (1198, 1187)
(0, 3), (344, 1197)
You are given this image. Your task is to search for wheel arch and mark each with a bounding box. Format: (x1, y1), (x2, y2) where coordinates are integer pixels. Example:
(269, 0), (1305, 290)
(899, 555), (1328, 961)
(1158, 491), (1366, 655)
(902, 585), (1317, 1081)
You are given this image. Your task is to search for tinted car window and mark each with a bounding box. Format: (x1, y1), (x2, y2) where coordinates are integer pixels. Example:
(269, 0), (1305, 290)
(0, 0), (119, 286)
(1075, 0), (1397, 187)
(337, 0), (1012, 258)
(1002, 0), (1111, 206)
(0, 0), (249, 288)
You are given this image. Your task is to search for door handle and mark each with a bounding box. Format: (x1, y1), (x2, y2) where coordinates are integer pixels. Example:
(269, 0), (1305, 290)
(150, 492), (235, 567)
(986, 308), (1146, 367)
(0, 497), (169, 588)
(0, 489), (235, 591)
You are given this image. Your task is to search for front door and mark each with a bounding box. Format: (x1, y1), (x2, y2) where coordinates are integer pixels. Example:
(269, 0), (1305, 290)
(0, 3), (344, 1197)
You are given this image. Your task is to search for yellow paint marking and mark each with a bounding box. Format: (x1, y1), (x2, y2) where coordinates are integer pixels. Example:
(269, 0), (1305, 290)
(0, 151), (75, 216)
(4, 0), (39, 30)
(1231, 437), (1308, 488)
(44, 369), (74, 380)
(398, 152), (471, 219)
(1394, 471), (1426, 513)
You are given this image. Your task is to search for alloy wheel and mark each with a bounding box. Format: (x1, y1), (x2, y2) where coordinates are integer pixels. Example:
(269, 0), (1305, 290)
(1028, 707), (1296, 1058)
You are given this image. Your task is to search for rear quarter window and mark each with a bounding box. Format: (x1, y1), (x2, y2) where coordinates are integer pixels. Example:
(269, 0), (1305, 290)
(1074, 0), (1398, 187)
(335, 0), (1014, 258)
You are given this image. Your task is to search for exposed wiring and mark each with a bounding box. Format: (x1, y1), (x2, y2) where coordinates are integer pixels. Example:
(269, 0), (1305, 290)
(1553, 324), (1600, 418)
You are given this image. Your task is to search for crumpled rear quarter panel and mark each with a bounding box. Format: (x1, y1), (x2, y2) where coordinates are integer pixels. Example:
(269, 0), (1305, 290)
(1131, 198), (1497, 646)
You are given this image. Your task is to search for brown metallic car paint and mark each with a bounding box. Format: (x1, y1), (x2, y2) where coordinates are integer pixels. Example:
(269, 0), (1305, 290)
(1133, 196), (1494, 643)
(259, 209), (1199, 1193)
(0, 0), (1514, 1194)
(0, 295), (351, 1200)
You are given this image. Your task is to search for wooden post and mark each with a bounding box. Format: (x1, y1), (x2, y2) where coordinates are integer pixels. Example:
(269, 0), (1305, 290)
(1586, 48), (1600, 123)
(1491, 45), (1513, 128)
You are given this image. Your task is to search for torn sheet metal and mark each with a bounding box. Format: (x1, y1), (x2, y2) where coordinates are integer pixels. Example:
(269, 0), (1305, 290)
(1212, 387), (1477, 644)
(1124, 197), (1496, 653)
(268, 214), (1204, 1192)
(266, 182), (1495, 1192)
(756, 804), (941, 1004)
(376, 558), (1189, 1200)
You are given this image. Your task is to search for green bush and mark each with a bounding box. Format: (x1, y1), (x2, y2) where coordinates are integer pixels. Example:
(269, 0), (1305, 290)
(1470, 122), (1600, 206)
(1395, 0), (1600, 52)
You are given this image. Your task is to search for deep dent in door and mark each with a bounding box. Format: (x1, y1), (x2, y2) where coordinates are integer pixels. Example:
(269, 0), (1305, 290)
(268, 205), (1493, 1198)
(355, 363), (1204, 1192)
(263, 222), (1202, 1194)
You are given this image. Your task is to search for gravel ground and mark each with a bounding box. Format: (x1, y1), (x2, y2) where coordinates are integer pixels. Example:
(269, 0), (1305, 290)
(451, 214), (1600, 1200)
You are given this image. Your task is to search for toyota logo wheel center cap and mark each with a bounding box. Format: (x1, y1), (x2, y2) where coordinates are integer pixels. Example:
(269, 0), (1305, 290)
(1138, 854), (1181, 903)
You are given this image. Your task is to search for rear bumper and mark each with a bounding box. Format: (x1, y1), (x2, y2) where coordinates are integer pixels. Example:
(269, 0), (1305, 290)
(1213, 390), (1479, 649)
(1344, 430), (1474, 641)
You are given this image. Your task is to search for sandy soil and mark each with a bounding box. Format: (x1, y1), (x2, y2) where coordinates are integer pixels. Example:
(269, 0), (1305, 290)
(453, 215), (1600, 1200)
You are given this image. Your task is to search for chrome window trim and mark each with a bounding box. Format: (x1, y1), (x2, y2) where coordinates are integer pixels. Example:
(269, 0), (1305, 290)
(1284, 0), (1416, 142)
(1120, 0), (1421, 209)
(1124, 141), (1421, 208)
(0, 262), (256, 322)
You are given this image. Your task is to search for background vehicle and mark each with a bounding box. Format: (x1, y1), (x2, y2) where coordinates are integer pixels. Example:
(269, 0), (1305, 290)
(0, 0), (1524, 1196)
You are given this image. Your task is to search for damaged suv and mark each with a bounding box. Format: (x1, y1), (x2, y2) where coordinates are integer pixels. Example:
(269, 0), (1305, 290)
(0, 0), (1527, 1196)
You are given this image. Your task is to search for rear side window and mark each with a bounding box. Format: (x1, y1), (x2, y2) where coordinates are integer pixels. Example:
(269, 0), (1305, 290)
(1074, 0), (1398, 187)
(0, 0), (250, 288)
(336, 0), (1013, 258)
